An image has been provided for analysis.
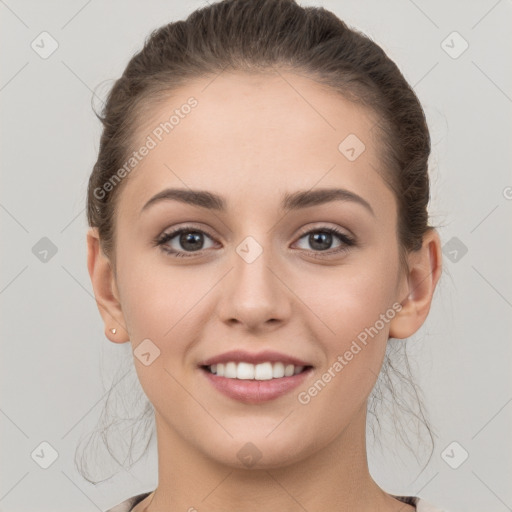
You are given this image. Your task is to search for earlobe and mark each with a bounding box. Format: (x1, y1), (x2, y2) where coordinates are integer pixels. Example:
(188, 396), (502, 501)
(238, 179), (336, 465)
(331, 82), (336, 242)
(389, 228), (443, 340)
(86, 227), (130, 343)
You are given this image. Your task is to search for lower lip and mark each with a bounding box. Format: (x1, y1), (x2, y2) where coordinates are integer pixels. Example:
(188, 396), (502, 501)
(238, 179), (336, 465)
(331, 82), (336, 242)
(199, 366), (313, 404)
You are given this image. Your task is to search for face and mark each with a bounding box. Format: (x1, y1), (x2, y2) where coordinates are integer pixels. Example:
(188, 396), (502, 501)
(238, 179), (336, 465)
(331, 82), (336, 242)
(106, 70), (409, 468)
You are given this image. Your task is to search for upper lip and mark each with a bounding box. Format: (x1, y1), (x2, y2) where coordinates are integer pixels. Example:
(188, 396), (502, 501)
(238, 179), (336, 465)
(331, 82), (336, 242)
(198, 349), (313, 368)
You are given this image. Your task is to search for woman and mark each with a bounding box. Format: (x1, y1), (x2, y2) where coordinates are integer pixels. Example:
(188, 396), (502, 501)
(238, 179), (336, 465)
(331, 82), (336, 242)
(85, 0), (447, 510)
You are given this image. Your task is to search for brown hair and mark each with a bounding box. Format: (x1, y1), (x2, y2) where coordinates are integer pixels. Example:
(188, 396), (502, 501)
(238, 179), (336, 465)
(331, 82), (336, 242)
(80, 0), (437, 483)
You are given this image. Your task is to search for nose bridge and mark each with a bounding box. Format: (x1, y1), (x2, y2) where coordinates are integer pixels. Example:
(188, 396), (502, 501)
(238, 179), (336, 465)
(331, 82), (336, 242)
(233, 231), (278, 299)
(216, 229), (291, 327)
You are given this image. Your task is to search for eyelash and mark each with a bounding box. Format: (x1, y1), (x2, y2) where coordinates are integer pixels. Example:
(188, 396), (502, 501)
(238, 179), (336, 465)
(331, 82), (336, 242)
(153, 224), (356, 259)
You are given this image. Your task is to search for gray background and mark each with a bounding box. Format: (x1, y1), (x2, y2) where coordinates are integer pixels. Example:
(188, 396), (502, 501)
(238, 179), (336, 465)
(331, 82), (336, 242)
(1, 1), (511, 511)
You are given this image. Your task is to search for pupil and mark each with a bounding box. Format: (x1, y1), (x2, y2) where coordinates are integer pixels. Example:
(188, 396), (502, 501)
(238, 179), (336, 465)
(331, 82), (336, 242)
(310, 232), (332, 251)
(180, 231), (203, 251)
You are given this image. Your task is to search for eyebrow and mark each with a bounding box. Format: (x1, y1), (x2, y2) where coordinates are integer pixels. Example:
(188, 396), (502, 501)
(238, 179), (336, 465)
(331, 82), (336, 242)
(140, 187), (375, 217)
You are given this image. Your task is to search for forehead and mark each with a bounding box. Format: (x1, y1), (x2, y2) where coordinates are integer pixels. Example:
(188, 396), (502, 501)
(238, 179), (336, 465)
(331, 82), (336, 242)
(118, 70), (394, 219)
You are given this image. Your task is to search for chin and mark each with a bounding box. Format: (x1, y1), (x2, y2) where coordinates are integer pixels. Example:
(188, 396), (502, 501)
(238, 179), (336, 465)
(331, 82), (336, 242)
(197, 432), (314, 470)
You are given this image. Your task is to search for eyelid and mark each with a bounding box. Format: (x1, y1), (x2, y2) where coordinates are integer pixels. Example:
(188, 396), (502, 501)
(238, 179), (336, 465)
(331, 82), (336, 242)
(292, 224), (355, 252)
(156, 222), (215, 237)
(295, 222), (353, 239)
(155, 223), (351, 243)
(154, 223), (218, 246)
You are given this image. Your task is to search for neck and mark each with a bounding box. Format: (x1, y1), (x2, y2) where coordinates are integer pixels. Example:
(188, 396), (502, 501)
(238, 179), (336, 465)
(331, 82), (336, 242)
(140, 404), (406, 512)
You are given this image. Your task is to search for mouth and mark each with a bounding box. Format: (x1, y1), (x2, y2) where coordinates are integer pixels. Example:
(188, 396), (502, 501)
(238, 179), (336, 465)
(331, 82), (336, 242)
(199, 362), (314, 404)
(200, 362), (313, 379)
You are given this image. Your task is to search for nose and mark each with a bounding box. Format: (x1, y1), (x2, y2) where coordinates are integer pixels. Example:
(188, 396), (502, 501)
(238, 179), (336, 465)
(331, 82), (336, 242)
(215, 238), (292, 332)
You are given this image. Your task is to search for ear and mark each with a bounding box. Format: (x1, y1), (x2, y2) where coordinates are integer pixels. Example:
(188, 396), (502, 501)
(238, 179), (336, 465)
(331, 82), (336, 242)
(389, 228), (443, 339)
(86, 227), (130, 343)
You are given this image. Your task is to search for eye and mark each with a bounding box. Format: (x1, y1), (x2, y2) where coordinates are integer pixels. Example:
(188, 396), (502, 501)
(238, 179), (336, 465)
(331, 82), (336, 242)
(293, 226), (355, 257)
(154, 225), (218, 258)
(153, 224), (356, 259)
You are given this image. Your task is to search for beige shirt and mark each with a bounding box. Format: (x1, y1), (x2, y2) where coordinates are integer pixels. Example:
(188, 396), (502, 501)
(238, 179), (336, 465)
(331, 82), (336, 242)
(104, 491), (451, 511)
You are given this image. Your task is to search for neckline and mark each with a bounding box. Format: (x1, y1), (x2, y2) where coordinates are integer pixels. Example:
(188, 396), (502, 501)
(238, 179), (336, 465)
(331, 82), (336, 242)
(125, 491), (419, 511)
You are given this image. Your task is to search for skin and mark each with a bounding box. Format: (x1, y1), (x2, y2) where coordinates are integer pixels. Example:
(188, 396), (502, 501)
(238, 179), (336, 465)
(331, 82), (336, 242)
(87, 70), (442, 512)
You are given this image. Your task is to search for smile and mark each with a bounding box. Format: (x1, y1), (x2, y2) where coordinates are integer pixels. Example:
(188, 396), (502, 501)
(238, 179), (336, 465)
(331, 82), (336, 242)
(204, 361), (310, 380)
(200, 363), (313, 404)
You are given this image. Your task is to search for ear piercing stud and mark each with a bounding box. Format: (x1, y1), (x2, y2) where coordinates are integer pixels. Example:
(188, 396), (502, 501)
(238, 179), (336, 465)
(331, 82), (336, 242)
(110, 328), (117, 334)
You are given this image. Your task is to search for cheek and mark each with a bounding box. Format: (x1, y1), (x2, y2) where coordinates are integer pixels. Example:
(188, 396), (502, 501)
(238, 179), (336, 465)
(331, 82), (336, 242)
(118, 258), (197, 405)
(297, 259), (398, 342)
(118, 251), (184, 331)
(117, 254), (209, 374)
(290, 256), (399, 404)
(293, 266), (397, 425)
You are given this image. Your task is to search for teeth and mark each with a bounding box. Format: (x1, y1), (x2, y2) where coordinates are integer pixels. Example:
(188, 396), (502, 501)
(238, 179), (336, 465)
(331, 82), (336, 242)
(207, 362), (306, 380)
